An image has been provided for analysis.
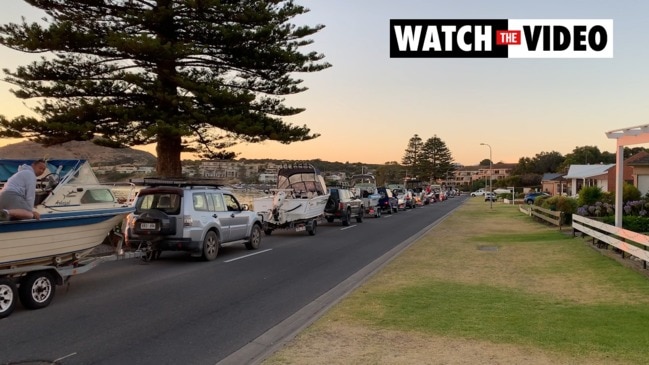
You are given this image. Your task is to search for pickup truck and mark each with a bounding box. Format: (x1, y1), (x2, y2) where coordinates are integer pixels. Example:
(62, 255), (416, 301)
(470, 189), (486, 197)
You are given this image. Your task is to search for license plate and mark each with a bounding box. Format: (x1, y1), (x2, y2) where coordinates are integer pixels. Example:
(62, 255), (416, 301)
(139, 222), (157, 230)
(295, 225), (306, 232)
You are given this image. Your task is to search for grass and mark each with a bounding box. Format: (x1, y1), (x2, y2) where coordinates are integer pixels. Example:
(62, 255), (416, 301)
(265, 199), (649, 364)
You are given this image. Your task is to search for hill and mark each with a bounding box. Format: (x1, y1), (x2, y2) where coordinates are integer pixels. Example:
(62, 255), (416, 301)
(0, 140), (157, 166)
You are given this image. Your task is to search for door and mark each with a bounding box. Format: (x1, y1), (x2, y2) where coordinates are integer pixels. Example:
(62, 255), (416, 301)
(222, 193), (249, 240)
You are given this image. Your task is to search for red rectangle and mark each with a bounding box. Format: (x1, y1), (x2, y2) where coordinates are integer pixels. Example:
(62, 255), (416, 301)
(496, 30), (521, 45)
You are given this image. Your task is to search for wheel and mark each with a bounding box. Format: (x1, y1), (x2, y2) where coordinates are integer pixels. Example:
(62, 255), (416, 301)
(325, 217), (334, 223)
(19, 271), (56, 310)
(375, 208), (381, 218)
(245, 224), (262, 250)
(264, 229), (273, 236)
(0, 278), (17, 319)
(201, 231), (220, 261)
(356, 208), (363, 223)
(307, 220), (317, 236)
(342, 209), (350, 226)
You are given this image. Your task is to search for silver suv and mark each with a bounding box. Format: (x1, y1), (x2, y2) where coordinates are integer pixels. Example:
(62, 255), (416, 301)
(125, 179), (262, 261)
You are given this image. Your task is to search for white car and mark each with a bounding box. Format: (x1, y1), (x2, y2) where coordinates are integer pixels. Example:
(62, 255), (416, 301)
(484, 192), (497, 201)
(470, 189), (486, 197)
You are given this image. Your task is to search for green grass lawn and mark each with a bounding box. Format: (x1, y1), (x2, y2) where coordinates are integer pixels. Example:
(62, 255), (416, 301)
(267, 199), (649, 364)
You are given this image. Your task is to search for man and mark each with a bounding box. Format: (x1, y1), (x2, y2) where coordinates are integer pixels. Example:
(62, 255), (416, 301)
(0, 159), (49, 220)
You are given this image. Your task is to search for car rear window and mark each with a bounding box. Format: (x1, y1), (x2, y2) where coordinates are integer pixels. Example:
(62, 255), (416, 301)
(136, 193), (182, 215)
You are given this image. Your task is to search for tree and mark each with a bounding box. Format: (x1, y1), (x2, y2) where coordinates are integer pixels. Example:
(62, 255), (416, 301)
(0, 0), (330, 176)
(375, 161), (402, 186)
(420, 135), (454, 182)
(401, 134), (424, 179)
(560, 146), (605, 170)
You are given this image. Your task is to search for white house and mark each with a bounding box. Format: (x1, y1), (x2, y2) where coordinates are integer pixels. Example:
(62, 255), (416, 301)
(563, 164), (615, 197)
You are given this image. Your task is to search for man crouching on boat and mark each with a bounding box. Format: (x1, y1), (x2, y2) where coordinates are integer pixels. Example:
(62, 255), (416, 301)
(0, 159), (48, 221)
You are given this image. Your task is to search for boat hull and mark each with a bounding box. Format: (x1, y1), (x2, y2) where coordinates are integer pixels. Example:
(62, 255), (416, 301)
(254, 194), (329, 225)
(0, 208), (131, 267)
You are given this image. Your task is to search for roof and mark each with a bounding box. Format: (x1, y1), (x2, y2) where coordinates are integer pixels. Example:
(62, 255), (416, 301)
(563, 164), (615, 179)
(541, 173), (564, 182)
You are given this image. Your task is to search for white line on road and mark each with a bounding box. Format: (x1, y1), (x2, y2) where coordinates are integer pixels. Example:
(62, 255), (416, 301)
(225, 249), (273, 263)
(341, 225), (357, 230)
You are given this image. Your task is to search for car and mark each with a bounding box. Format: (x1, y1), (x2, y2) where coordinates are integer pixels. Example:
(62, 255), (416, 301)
(484, 192), (497, 202)
(524, 191), (550, 204)
(377, 187), (398, 214)
(470, 189), (486, 197)
(125, 179), (263, 261)
(324, 188), (364, 226)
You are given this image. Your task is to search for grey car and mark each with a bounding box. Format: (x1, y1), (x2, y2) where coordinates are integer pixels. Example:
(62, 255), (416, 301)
(125, 179), (263, 261)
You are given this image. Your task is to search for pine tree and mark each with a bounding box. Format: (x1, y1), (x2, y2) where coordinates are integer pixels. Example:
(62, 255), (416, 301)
(421, 135), (454, 181)
(0, 0), (330, 176)
(401, 134), (424, 179)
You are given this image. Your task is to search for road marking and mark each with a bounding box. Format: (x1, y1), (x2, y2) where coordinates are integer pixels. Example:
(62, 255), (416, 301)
(341, 225), (357, 230)
(225, 249), (273, 263)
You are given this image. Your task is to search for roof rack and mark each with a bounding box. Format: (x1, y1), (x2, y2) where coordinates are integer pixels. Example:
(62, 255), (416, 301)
(130, 177), (223, 189)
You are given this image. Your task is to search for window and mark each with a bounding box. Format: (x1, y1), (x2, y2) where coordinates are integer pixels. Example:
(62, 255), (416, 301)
(209, 193), (227, 212)
(193, 193), (209, 211)
(80, 188), (115, 204)
(223, 194), (240, 211)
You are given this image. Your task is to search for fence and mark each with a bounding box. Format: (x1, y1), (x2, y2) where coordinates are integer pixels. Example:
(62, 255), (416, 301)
(572, 214), (649, 269)
(520, 205), (564, 230)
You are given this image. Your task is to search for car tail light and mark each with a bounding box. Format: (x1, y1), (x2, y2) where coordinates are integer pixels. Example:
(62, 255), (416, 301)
(183, 215), (193, 227)
(339, 202), (344, 210)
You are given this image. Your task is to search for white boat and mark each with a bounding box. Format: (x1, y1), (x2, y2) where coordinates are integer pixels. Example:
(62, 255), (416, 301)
(350, 174), (382, 215)
(0, 159), (135, 268)
(253, 163), (329, 235)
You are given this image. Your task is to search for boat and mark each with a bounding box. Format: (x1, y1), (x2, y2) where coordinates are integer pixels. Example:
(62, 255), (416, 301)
(253, 163), (329, 235)
(350, 174), (382, 217)
(0, 159), (135, 268)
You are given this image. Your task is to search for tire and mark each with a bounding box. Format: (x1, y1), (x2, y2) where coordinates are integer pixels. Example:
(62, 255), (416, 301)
(342, 209), (350, 226)
(307, 220), (317, 236)
(375, 208), (381, 218)
(19, 271), (56, 310)
(264, 229), (273, 236)
(356, 208), (363, 223)
(0, 278), (17, 319)
(245, 224), (262, 250)
(326, 216), (334, 223)
(201, 231), (220, 261)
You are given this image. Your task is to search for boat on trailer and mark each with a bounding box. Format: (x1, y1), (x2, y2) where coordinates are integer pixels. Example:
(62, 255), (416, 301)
(350, 174), (382, 218)
(0, 159), (135, 318)
(253, 163), (329, 235)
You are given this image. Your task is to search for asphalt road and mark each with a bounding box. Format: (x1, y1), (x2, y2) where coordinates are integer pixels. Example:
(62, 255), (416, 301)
(0, 196), (467, 365)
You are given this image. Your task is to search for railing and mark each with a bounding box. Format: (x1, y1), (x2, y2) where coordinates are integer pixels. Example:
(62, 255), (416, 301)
(571, 214), (649, 268)
(520, 205), (564, 230)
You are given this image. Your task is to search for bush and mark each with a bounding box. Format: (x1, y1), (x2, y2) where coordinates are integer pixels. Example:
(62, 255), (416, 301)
(542, 196), (578, 214)
(623, 182), (642, 202)
(577, 186), (603, 206)
(602, 215), (649, 233)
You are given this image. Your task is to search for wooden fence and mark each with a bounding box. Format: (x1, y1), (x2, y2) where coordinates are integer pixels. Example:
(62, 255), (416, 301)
(520, 205), (564, 230)
(572, 214), (649, 268)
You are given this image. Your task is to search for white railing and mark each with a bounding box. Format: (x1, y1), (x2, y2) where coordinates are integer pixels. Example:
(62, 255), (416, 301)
(572, 214), (649, 267)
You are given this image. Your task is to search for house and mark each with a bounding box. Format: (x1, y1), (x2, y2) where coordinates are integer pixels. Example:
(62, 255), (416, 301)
(541, 173), (566, 195)
(625, 151), (649, 195)
(563, 164), (616, 197)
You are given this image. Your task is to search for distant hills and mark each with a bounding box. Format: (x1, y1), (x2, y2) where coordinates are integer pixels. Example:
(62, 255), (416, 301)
(0, 140), (157, 166)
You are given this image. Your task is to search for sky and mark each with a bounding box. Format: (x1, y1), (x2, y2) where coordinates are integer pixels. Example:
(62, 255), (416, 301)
(1, 1), (648, 166)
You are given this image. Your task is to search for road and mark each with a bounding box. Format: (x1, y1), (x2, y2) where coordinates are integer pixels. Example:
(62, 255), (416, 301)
(0, 196), (467, 365)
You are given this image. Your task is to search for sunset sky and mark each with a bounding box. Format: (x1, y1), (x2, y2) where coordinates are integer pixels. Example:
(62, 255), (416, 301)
(1, 1), (648, 166)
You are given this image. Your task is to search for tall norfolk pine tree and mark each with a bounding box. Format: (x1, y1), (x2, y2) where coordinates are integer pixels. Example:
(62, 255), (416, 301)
(0, 0), (330, 176)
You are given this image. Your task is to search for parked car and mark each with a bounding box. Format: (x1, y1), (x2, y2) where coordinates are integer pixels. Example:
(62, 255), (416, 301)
(324, 188), (364, 226)
(377, 187), (398, 214)
(524, 191), (550, 204)
(471, 189), (486, 197)
(484, 192), (497, 202)
(125, 180), (263, 261)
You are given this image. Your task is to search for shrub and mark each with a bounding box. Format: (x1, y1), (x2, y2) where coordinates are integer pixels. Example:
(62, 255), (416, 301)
(542, 196), (578, 214)
(623, 182), (642, 202)
(577, 186), (603, 206)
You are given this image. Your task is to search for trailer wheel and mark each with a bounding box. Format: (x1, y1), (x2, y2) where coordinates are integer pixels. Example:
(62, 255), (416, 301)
(307, 220), (317, 236)
(264, 229), (273, 236)
(356, 208), (363, 223)
(19, 271), (56, 310)
(0, 278), (17, 318)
